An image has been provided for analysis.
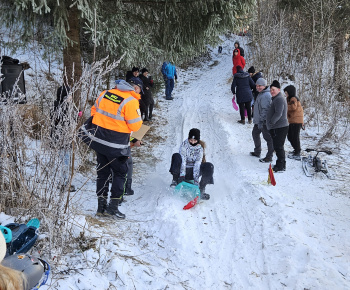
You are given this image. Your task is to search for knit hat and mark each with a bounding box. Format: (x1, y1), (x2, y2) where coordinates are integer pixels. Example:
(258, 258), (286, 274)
(132, 67), (139, 73)
(248, 66), (255, 74)
(256, 78), (267, 86)
(236, 65), (243, 72)
(188, 128), (200, 141)
(270, 80), (281, 89)
(283, 85), (296, 97)
(141, 68), (148, 74)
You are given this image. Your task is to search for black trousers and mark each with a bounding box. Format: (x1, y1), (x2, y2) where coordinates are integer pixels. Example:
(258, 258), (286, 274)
(287, 123), (302, 153)
(238, 101), (252, 121)
(269, 126), (289, 167)
(169, 153), (214, 189)
(96, 152), (129, 199)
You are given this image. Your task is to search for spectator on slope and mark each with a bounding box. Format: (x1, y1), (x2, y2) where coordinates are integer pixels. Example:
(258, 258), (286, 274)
(129, 76), (147, 121)
(138, 68), (154, 121)
(248, 66), (263, 101)
(232, 48), (246, 75)
(234, 41), (245, 58)
(250, 78), (274, 162)
(161, 61), (177, 100)
(284, 85), (304, 160)
(266, 80), (289, 172)
(231, 66), (255, 124)
(80, 80), (142, 219)
(169, 128), (214, 200)
(126, 67), (140, 82)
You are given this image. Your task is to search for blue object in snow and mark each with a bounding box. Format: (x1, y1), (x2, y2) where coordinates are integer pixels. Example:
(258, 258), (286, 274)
(174, 181), (201, 201)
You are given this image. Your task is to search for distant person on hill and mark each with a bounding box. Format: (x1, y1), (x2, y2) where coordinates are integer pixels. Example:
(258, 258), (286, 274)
(138, 68), (154, 121)
(284, 85), (304, 160)
(232, 48), (246, 75)
(234, 41), (245, 57)
(231, 66), (255, 124)
(266, 80), (289, 172)
(218, 46), (223, 53)
(161, 61), (177, 100)
(250, 78), (274, 163)
(169, 128), (214, 200)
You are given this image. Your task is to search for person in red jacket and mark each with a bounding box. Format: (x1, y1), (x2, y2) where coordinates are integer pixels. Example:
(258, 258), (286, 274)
(232, 48), (246, 75)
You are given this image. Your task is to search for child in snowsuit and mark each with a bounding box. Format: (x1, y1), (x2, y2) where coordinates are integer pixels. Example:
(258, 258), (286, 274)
(169, 128), (214, 200)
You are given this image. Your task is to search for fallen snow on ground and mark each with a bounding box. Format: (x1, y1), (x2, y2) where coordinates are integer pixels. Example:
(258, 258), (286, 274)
(8, 35), (350, 289)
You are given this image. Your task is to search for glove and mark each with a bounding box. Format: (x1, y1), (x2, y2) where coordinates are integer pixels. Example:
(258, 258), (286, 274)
(78, 111), (83, 117)
(178, 176), (185, 184)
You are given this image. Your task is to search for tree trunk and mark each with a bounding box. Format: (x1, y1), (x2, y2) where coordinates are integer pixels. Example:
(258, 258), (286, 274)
(63, 4), (82, 106)
(333, 28), (347, 101)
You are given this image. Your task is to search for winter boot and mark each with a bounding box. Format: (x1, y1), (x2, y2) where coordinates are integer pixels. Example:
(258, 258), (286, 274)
(170, 174), (179, 187)
(96, 197), (107, 216)
(199, 185), (210, 200)
(125, 179), (134, 196)
(237, 120), (245, 125)
(105, 198), (125, 219)
(250, 152), (261, 158)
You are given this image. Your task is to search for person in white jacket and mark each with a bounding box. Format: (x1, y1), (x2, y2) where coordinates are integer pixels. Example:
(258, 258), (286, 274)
(169, 128), (214, 200)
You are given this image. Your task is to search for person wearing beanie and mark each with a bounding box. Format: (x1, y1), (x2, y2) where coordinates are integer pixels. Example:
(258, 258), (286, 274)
(125, 66), (140, 82)
(231, 65), (255, 124)
(234, 41), (245, 57)
(248, 66), (263, 100)
(250, 78), (274, 162)
(232, 48), (246, 75)
(169, 128), (214, 200)
(284, 85), (304, 159)
(266, 80), (289, 172)
(139, 68), (154, 121)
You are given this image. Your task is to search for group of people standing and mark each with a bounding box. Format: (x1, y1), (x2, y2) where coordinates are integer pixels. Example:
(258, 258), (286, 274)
(230, 41), (304, 172)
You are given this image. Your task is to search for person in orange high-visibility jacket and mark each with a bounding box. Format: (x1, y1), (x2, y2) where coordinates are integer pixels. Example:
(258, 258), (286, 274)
(81, 79), (142, 219)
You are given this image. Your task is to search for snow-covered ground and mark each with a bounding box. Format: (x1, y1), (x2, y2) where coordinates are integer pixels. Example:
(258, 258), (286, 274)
(2, 36), (350, 289)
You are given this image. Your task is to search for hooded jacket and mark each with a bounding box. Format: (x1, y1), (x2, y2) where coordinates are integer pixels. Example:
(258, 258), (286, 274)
(266, 91), (289, 130)
(231, 70), (255, 103)
(284, 85), (304, 124)
(234, 41), (245, 57)
(253, 87), (272, 126)
(80, 81), (142, 157)
(232, 48), (246, 75)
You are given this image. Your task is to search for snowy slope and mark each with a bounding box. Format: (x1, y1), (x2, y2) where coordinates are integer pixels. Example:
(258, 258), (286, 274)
(36, 36), (350, 289)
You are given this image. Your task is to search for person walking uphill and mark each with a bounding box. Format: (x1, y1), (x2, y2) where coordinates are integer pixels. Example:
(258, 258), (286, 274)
(234, 41), (245, 57)
(266, 80), (289, 172)
(231, 66), (255, 124)
(161, 61), (177, 100)
(250, 78), (274, 162)
(79, 80), (142, 219)
(284, 85), (304, 160)
(169, 128), (214, 200)
(139, 68), (154, 121)
(232, 48), (246, 75)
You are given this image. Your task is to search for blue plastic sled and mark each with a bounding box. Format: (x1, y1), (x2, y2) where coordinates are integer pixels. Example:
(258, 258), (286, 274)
(174, 181), (201, 201)
(4, 218), (40, 257)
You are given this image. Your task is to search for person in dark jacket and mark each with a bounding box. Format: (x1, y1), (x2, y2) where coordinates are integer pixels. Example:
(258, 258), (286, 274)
(234, 41), (245, 58)
(138, 68), (154, 121)
(248, 66), (263, 100)
(231, 66), (255, 124)
(284, 85), (304, 159)
(126, 67), (140, 82)
(266, 80), (289, 172)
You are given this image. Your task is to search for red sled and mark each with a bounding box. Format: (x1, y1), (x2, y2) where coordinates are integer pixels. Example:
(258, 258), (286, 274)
(183, 196), (199, 210)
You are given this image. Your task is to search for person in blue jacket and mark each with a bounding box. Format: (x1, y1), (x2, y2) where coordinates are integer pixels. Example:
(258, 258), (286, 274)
(161, 61), (178, 100)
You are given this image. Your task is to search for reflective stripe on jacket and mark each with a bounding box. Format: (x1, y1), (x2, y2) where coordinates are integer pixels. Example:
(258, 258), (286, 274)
(87, 88), (142, 156)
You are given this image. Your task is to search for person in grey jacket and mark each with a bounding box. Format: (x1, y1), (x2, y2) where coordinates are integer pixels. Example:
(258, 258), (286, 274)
(250, 78), (274, 163)
(266, 80), (289, 172)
